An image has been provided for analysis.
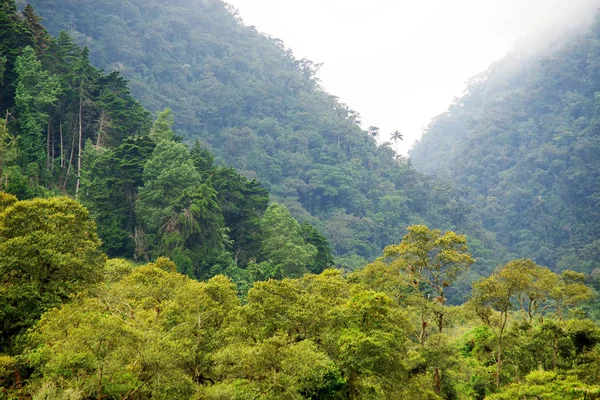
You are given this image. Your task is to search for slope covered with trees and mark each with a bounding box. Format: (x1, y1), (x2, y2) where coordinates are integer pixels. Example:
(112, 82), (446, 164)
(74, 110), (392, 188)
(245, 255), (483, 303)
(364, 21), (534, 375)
(3, 3), (600, 398)
(25, 0), (500, 268)
(411, 16), (600, 275)
(0, 1), (334, 289)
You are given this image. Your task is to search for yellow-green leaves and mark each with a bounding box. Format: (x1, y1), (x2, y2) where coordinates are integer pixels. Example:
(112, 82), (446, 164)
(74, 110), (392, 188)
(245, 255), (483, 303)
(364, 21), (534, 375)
(26, 263), (240, 399)
(0, 191), (17, 211)
(384, 225), (474, 300)
(0, 196), (105, 353)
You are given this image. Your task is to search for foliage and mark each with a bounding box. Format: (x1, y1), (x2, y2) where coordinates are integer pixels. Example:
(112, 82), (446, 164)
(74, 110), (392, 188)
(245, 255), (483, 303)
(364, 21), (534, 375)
(0, 199), (597, 400)
(0, 195), (105, 353)
(26, 0), (502, 271)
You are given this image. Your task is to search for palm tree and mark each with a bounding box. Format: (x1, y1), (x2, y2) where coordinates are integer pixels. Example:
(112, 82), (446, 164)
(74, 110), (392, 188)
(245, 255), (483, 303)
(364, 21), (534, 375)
(390, 130), (403, 156)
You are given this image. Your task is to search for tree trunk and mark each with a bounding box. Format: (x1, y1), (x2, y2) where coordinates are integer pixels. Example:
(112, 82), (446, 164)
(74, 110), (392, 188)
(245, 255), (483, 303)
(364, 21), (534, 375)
(496, 340), (502, 389)
(14, 369), (21, 390)
(46, 118), (51, 169)
(60, 120), (64, 168)
(97, 110), (105, 148)
(434, 367), (441, 394)
(553, 331), (559, 370)
(348, 371), (358, 400)
(51, 126), (55, 172)
(64, 129), (76, 189)
(419, 313), (428, 345)
(75, 96), (83, 197)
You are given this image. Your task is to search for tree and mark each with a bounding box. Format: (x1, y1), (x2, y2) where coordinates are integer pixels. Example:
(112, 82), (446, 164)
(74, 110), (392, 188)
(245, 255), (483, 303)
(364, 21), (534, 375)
(383, 225), (474, 394)
(209, 164), (269, 268)
(0, 192), (16, 210)
(21, 5), (49, 54)
(368, 126), (380, 140)
(0, 196), (105, 353)
(26, 262), (238, 399)
(468, 259), (593, 389)
(384, 225), (474, 333)
(259, 203), (317, 279)
(14, 46), (60, 166)
(471, 260), (529, 389)
(330, 290), (410, 399)
(136, 111), (231, 277)
(148, 108), (175, 144)
(300, 222), (334, 274)
(0, 119), (18, 181)
(390, 130), (403, 156)
(80, 136), (155, 257)
(73, 47), (99, 196)
(0, 0), (34, 110)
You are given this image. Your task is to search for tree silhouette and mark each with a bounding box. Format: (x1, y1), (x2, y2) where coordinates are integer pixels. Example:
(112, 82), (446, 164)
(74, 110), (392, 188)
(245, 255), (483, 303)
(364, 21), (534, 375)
(390, 130), (403, 157)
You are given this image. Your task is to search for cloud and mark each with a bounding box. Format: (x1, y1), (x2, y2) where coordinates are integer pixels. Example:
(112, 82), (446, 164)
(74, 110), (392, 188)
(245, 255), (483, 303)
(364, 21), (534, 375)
(227, 0), (600, 154)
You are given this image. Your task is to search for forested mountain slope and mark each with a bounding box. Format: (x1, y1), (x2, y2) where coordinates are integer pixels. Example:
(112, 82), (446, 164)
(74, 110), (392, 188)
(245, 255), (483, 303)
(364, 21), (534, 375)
(5, 4), (600, 399)
(0, 0), (337, 291)
(25, 0), (500, 267)
(411, 16), (600, 274)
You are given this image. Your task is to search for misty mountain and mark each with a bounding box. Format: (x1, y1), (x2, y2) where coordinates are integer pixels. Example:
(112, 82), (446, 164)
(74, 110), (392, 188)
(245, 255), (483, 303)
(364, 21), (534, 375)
(411, 13), (600, 274)
(25, 0), (501, 269)
(6, 2), (600, 398)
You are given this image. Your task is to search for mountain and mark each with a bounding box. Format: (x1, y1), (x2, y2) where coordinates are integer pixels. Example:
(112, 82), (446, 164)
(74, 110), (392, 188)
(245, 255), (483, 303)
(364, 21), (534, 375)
(24, 0), (501, 268)
(0, 1), (340, 293)
(5, 4), (600, 399)
(411, 15), (600, 274)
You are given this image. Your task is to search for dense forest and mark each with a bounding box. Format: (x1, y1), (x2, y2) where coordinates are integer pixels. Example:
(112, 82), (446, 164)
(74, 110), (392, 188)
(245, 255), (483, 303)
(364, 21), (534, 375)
(0, 0), (339, 289)
(23, 0), (504, 271)
(411, 18), (600, 278)
(2, 0), (600, 399)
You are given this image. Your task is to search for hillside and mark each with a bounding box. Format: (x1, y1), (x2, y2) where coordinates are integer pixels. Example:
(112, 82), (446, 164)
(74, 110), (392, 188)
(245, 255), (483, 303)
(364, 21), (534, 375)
(411, 18), (600, 275)
(25, 0), (502, 268)
(4, 3), (600, 399)
(0, 1), (339, 292)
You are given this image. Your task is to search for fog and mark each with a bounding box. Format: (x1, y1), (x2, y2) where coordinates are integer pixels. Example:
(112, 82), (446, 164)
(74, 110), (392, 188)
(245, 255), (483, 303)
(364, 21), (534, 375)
(227, 0), (600, 154)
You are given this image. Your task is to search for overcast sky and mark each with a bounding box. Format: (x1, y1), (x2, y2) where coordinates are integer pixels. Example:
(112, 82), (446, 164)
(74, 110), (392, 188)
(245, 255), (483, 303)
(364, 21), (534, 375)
(226, 0), (600, 154)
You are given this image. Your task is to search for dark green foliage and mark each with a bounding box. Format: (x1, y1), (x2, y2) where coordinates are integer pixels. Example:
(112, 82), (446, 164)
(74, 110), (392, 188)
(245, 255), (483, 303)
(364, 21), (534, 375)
(301, 222), (334, 274)
(80, 135), (155, 256)
(26, 0), (498, 269)
(210, 165), (270, 267)
(14, 45), (60, 166)
(0, 0), (33, 110)
(0, 4), (336, 289)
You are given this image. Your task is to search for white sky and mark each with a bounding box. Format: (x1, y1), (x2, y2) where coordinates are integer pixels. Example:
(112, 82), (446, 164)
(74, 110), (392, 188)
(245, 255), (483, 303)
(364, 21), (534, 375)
(227, 0), (600, 154)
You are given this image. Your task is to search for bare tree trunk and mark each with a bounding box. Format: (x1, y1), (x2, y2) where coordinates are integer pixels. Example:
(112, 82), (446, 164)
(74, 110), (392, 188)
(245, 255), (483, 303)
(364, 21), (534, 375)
(63, 130), (76, 190)
(75, 96), (83, 197)
(496, 338), (502, 389)
(45, 119), (50, 169)
(60, 120), (64, 168)
(552, 329), (560, 370)
(419, 312), (428, 345)
(51, 126), (55, 172)
(97, 110), (105, 148)
(14, 369), (21, 390)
